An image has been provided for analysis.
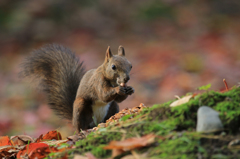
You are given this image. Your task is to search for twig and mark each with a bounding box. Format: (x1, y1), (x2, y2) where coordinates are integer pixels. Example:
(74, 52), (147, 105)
(223, 79), (229, 91)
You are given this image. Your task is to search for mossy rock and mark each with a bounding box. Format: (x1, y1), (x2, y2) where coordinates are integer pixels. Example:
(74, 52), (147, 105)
(49, 87), (240, 159)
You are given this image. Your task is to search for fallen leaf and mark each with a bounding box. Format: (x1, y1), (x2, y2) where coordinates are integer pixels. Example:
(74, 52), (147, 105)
(228, 139), (240, 149)
(73, 152), (97, 159)
(112, 149), (124, 158)
(35, 134), (43, 143)
(67, 135), (82, 143)
(85, 152), (97, 159)
(73, 154), (88, 159)
(106, 103), (147, 125)
(0, 145), (18, 158)
(121, 152), (148, 159)
(36, 130), (62, 142)
(11, 135), (34, 146)
(0, 136), (12, 146)
(28, 146), (60, 159)
(42, 130), (62, 140)
(41, 139), (68, 146)
(16, 143), (49, 159)
(104, 134), (156, 151)
(170, 95), (193, 107)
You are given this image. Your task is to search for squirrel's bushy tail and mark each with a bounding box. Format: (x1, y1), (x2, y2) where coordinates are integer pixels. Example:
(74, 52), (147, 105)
(20, 44), (85, 120)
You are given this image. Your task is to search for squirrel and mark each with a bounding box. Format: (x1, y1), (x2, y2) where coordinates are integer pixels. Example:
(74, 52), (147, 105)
(20, 44), (134, 133)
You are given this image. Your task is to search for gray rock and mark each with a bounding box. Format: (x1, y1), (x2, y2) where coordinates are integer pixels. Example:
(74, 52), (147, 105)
(197, 106), (223, 133)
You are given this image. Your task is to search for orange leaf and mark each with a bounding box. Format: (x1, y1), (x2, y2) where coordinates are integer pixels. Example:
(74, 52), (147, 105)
(104, 134), (155, 151)
(36, 131), (62, 142)
(29, 146), (60, 159)
(35, 134), (43, 143)
(17, 143), (49, 159)
(42, 130), (62, 140)
(0, 136), (12, 146)
(112, 149), (124, 158)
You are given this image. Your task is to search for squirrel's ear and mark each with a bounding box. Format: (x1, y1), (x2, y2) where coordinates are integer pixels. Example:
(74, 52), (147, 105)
(105, 46), (113, 62)
(118, 45), (125, 56)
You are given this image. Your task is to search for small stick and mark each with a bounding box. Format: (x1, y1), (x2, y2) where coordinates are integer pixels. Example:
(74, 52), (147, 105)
(223, 79), (229, 91)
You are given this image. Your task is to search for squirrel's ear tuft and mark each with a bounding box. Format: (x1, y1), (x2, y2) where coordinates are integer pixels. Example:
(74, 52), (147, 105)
(105, 46), (113, 62)
(118, 45), (125, 56)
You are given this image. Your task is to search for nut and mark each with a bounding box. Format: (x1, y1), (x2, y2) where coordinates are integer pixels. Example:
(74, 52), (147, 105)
(120, 83), (127, 87)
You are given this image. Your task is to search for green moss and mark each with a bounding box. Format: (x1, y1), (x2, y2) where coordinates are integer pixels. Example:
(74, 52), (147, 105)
(151, 133), (206, 159)
(73, 131), (122, 157)
(48, 87), (240, 158)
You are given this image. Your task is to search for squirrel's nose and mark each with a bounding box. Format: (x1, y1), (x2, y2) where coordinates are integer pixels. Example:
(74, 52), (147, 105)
(124, 76), (130, 83)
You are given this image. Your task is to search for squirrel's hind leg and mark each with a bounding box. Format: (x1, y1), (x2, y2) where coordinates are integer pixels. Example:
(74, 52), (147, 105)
(73, 97), (93, 133)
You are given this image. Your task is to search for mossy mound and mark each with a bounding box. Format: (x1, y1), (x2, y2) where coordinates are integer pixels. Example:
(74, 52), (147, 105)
(49, 87), (240, 159)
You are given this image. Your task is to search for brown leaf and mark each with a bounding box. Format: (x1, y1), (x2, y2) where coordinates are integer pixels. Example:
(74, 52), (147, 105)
(170, 95), (193, 107)
(85, 152), (97, 159)
(67, 134), (82, 143)
(106, 103), (147, 124)
(41, 139), (68, 146)
(73, 154), (88, 159)
(104, 134), (156, 151)
(122, 151), (148, 159)
(112, 149), (124, 158)
(11, 135), (34, 146)
(0, 145), (18, 158)
(73, 153), (97, 159)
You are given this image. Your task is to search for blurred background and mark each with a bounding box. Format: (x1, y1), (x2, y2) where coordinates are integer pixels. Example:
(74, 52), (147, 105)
(0, 0), (240, 138)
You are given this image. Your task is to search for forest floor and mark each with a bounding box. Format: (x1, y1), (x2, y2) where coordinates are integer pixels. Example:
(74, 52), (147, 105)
(1, 83), (240, 159)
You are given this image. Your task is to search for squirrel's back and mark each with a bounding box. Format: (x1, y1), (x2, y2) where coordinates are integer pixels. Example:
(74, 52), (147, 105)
(20, 44), (85, 120)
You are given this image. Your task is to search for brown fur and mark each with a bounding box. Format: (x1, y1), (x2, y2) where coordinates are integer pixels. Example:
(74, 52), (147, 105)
(20, 44), (134, 133)
(19, 44), (85, 120)
(73, 46), (134, 132)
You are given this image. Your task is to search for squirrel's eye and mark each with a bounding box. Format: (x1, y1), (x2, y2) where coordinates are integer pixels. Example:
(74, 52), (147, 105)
(112, 65), (116, 70)
(131, 65), (132, 69)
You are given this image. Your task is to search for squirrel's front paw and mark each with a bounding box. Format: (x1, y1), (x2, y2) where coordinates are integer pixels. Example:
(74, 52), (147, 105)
(116, 86), (127, 96)
(125, 86), (134, 95)
(116, 86), (135, 96)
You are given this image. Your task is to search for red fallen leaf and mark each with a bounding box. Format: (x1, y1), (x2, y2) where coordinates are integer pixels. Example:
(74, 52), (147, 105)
(42, 130), (62, 140)
(35, 134), (43, 143)
(36, 131), (62, 142)
(0, 136), (12, 146)
(28, 146), (61, 159)
(104, 134), (156, 151)
(17, 143), (49, 159)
